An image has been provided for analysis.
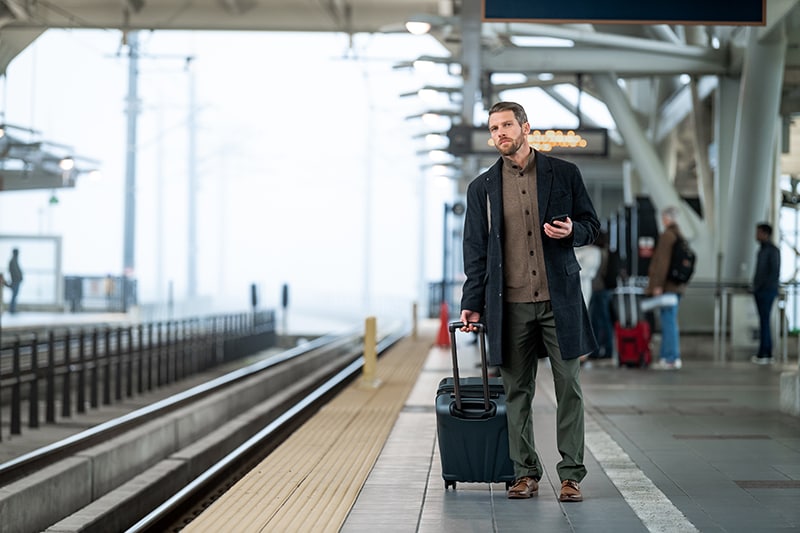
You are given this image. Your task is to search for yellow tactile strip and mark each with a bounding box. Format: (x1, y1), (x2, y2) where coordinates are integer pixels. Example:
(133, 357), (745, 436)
(184, 329), (435, 533)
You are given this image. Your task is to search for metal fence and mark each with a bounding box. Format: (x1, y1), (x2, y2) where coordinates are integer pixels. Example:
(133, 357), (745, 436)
(0, 310), (275, 441)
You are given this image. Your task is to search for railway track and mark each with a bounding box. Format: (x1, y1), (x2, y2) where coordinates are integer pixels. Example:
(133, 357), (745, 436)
(0, 324), (405, 533)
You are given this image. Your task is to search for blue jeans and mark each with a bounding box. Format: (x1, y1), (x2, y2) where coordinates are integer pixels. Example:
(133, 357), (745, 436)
(754, 289), (777, 357)
(659, 295), (681, 363)
(9, 281), (21, 314)
(589, 289), (613, 357)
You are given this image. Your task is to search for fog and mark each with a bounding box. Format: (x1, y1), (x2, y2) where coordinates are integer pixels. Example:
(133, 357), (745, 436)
(0, 30), (460, 327)
(0, 29), (585, 330)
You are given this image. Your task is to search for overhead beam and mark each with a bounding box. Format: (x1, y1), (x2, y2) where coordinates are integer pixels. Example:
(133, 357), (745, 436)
(484, 22), (716, 60)
(482, 47), (728, 75)
(0, 2), (438, 32)
(593, 73), (702, 236)
(759, 0), (799, 42)
(218, 0), (255, 15)
(654, 76), (718, 144)
(0, 28), (44, 74)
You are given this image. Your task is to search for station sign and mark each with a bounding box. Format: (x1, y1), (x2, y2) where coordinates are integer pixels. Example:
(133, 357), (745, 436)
(448, 125), (609, 157)
(483, 0), (765, 25)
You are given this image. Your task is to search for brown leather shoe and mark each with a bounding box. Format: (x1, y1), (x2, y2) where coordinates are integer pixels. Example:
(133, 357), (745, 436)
(507, 476), (538, 499)
(559, 479), (582, 502)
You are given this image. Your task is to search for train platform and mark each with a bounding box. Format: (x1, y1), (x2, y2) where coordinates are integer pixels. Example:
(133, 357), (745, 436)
(183, 319), (800, 532)
(3, 316), (800, 531)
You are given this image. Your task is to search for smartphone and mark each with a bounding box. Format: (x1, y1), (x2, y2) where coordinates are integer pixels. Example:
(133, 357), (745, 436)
(549, 214), (569, 224)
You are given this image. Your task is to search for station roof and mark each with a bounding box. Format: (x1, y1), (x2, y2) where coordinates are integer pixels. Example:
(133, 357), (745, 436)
(1, 1), (799, 193)
(0, 1), (797, 111)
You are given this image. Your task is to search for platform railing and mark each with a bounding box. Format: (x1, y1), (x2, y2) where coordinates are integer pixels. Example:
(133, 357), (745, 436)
(690, 280), (797, 365)
(0, 310), (275, 441)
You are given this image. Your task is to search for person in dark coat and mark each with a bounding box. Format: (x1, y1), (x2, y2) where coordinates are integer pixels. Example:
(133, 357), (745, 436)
(6, 248), (23, 314)
(459, 101), (599, 503)
(751, 222), (780, 364)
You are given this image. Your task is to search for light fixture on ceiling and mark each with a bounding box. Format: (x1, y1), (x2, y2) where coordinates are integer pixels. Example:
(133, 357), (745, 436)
(59, 157), (75, 171)
(404, 13), (453, 35)
(405, 21), (431, 35)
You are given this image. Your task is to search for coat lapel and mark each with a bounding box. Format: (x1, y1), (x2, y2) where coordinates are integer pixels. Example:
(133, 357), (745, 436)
(535, 151), (554, 225)
(485, 158), (504, 233)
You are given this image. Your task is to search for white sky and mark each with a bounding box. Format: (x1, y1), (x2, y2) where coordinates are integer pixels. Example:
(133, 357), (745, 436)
(0, 28), (587, 326)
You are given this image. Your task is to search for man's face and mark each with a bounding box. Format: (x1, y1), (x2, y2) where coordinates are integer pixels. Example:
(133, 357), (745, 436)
(488, 110), (530, 157)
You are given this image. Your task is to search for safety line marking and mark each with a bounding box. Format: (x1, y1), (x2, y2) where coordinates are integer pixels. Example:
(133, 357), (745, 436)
(539, 365), (699, 533)
(584, 416), (699, 533)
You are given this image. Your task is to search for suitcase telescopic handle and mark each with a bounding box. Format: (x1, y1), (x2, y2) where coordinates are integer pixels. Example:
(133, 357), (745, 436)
(448, 322), (491, 412)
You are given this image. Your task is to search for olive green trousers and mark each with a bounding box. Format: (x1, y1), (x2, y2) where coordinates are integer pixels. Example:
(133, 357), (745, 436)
(500, 301), (587, 483)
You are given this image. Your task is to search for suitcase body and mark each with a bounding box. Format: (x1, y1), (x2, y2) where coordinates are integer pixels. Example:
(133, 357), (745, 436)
(614, 277), (652, 367)
(435, 323), (515, 489)
(615, 321), (652, 367)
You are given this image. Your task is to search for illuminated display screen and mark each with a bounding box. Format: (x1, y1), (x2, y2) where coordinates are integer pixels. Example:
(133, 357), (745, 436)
(448, 126), (609, 157)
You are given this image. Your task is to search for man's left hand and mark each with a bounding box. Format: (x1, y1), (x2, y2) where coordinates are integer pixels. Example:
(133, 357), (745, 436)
(543, 217), (573, 239)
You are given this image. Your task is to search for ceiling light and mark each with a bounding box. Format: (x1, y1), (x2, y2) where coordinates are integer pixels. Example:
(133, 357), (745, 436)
(405, 21), (431, 35)
(510, 36), (574, 47)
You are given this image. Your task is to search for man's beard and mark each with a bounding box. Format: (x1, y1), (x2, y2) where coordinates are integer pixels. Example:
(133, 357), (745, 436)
(497, 137), (523, 156)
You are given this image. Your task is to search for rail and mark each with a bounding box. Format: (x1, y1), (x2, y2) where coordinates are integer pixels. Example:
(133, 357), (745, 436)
(667, 280), (798, 366)
(0, 323), (343, 487)
(0, 324), (404, 533)
(128, 328), (406, 533)
(0, 310), (276, 441)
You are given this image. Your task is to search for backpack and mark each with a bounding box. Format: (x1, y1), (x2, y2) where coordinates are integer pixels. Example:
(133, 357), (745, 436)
(667, 237), (696, 283)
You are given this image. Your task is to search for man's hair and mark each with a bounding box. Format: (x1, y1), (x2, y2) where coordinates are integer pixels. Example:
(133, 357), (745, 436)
(757, 222), (773, 236)
(488, 101), (528, 127)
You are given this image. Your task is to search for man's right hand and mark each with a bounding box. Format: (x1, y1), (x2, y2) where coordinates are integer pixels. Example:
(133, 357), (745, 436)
(459, 310), (481, 331)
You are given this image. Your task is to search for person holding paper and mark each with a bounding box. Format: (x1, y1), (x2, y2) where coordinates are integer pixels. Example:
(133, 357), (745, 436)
(645, 207), (688, 370)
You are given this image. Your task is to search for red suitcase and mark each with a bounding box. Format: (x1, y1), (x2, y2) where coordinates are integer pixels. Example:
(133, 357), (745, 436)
(614, 278), (652, 367)
(615, 321), (652, 367)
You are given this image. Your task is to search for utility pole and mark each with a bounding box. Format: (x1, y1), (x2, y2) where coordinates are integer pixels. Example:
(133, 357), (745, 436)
(122, 30), (140, 311)
(186, 57), (198, 300)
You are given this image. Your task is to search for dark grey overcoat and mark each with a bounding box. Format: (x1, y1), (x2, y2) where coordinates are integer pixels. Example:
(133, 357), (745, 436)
(460, 151), (600, 366)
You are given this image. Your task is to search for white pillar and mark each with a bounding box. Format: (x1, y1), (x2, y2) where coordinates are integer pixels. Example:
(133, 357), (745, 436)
(721, 26), (787, 282)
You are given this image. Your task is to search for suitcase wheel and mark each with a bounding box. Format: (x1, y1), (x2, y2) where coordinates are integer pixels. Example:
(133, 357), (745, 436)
(445, 480), (456, 490)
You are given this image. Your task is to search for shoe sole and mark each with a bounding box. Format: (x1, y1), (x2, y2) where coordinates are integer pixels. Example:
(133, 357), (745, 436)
(507, 490), (538, 499)
(560, 495), (583, 502)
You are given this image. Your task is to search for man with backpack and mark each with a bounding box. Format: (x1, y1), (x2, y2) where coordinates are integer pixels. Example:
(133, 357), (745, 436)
(645, 206), (690, 370)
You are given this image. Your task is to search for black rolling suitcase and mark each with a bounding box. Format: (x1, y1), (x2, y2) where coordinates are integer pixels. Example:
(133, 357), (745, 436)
(435, 322), (515, 489)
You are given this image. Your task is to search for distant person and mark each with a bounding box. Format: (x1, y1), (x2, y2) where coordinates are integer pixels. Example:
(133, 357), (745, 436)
(645, 207), (688, 370)
(751, 222), (780, 365)
(575, 242), (601, 364)
(459, 101), (599, 503)
(589, 231), (616, 359)
(6, 248), (23, 314)
(104, 274), (116, 309)
(575, 243), (601, 308)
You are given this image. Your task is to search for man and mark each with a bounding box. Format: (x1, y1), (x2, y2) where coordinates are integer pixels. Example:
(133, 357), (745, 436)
(6, 248), (23, 314)
(646, 207), (687, 370)
(459, 101), (599, 502)
(752, 222), (780, 364)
